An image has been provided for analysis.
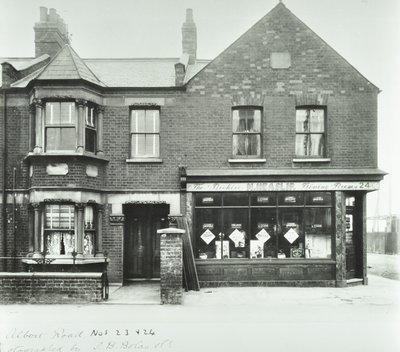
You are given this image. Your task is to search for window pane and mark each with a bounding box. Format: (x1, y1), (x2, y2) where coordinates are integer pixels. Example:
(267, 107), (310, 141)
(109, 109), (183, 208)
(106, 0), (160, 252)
(195, 193), (222, 206)
(145, 110), (160, 133)
(305, 192), (332, 205)
(145, 134), (160, 157)
(85, 128), (96, 153)
(309, 134), (324, 156)
(233, 134), (261, 156)
(278, 208), (304, 258)
(223, 193), (248, 206)
(232, 110), (247, 132)
(46, 102), (61, 125)
(60, 102), (75, 124)
(309, 109), (324, 132)
(60, 128), (76, 150)
(250, 208), (277, 258)
(305, 208), (331, 235)
(131, 110), (146, 133)
(84, 232), (95, 255)
(131, 134), (146, 156)
(252, 109), (261, 132)
(46, 128), (61, 151)
(45, 205), (74, 229)
(195, 208), (221, 259)
(295, 134), (308, 156)
(223, 208), (249, 259)
(296, 109), (309, 132)
(85, 107), (95, 127)
(250, 193), (277, 206)
(84, 206), (94, 229)
(278, 192), (303, 206)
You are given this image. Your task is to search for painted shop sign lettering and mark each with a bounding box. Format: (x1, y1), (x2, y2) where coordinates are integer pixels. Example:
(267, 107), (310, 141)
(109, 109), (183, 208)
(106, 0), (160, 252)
(187, 181), (380, 192)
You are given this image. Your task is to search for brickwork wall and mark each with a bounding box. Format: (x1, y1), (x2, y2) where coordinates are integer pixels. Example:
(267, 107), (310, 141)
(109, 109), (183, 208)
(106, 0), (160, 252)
(30, 158), (106, 189)
(159, 231), (183, 304)
(0, 272), (103, 304)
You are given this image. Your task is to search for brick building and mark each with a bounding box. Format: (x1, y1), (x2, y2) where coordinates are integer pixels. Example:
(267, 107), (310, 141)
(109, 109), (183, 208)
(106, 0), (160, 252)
(0, 3), (385, 287)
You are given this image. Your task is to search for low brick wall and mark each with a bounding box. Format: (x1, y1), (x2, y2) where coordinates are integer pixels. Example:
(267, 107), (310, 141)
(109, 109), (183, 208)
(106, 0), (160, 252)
(0, 272), (104, 304)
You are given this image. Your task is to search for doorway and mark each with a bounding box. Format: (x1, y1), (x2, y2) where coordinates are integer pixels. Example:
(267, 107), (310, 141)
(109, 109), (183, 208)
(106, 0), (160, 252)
(345, 195), (364, 280)
(123, 204), (169, 281)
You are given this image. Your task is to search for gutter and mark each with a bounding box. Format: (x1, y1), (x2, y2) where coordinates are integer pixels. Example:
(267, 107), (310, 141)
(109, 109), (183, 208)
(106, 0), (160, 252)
(2, 88), (7, 270)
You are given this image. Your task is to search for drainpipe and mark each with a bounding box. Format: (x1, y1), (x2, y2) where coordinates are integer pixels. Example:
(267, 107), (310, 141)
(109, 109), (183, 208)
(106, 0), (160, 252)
(2, 88), (7, 271)
(12, 167), (16, 271)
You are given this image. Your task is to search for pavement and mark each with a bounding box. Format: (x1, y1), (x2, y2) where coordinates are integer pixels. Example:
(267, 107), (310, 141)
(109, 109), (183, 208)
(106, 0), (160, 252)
(367, 253), (400, 280)
(0, 274), (399, 352)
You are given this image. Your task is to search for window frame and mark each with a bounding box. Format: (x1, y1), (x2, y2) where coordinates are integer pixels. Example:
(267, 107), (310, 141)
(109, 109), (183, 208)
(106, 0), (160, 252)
(231, 106), (263, 159)
(44, 101), (77, 153)
(84, 105), (97, 154)
(129, 107), (161, 159)
(295, 106), (327, 158)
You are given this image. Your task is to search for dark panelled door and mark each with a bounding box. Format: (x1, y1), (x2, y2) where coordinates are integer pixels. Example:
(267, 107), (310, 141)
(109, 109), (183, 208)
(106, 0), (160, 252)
(124, 204), (168, 280)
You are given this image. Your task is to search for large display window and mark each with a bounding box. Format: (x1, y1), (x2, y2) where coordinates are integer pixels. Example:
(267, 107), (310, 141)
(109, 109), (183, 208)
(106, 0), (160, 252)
(194, 192), (333, 260)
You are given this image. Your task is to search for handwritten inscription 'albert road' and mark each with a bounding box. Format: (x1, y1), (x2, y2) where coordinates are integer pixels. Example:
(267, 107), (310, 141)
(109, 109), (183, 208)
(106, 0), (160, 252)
(2, 328), (172, 352)
(187, 181), (380, 192)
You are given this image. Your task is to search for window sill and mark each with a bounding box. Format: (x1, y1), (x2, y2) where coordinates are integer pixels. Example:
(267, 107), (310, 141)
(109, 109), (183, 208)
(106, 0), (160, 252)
(22, 257), (108, 265)
(228, 158), (266, 163)
(24, 151), (109, 162)
(292, 158), (331, 163)
(126, 158), (163, 163)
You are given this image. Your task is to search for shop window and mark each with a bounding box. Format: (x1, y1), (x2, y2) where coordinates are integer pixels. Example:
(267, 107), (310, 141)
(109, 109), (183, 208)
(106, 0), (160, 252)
(130, 109), (160, 157)
(44, 204), (75, 255)
(194, 191), (333, 260)
(295, 107), (325, 157)
(85, 106), (97, 153)
(45, 102), (76, 151)
(232, 107), (262, 158)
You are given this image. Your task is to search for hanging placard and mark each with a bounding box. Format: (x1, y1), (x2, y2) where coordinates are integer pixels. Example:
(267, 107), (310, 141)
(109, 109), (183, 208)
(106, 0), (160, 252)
(257, 223), (269, 229)
(257, 196), (270, 203)
(229, 229), (245, 247)
(200, 229), (215, 245)
(256, 229), (271, 243)
(284, 228), (299, 244)
(202, 223), (214, 230)
(231, 223), (242, 229)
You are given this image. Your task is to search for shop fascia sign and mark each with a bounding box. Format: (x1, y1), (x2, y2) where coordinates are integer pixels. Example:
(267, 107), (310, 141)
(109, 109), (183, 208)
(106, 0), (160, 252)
(187, 181), (379, 192)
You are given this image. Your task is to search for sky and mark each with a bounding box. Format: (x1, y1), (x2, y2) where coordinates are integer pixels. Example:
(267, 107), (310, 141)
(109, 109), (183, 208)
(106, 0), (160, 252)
(0, 0), (399, 216)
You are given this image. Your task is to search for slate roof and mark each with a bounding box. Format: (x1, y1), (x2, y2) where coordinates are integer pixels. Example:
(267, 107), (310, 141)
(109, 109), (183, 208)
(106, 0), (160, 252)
(2, 50), (209, 88)
(35, 45), (105, 86)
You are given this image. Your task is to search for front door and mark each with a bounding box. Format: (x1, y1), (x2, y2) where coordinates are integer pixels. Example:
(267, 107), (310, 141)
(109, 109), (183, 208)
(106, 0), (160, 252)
(124, 204), (169, 280)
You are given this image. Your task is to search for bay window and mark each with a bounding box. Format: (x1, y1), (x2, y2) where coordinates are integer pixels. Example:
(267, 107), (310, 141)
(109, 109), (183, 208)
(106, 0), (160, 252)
(295, 107), (325, 157)
(43, 203), (98, 257)
(194, 192), (333, 260)
(232, 107), (262, 158)
(130, 108), (160, 158)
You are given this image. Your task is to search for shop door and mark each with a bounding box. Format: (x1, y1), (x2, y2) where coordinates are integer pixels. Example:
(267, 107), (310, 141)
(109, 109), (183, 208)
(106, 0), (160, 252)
(124, 204), (168, 280)
(345, 196), (362, 279)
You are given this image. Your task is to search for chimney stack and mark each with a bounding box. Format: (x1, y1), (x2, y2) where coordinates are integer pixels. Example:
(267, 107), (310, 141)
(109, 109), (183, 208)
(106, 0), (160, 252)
(34, 7), (70, 58)
(181, 9), (197, 64)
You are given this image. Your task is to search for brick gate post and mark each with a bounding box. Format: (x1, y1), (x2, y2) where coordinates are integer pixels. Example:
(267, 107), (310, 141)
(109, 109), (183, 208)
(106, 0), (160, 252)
(157, 224), (185, 304)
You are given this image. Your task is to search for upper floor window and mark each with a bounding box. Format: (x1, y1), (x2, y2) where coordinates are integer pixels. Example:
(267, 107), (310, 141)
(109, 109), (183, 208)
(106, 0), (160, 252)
(232, 107), (262, 158)
(295, 107), (325, 157)
(130, 109), (160, 158)
(85, 106), (97, 153)
(45, 102), (76, 151)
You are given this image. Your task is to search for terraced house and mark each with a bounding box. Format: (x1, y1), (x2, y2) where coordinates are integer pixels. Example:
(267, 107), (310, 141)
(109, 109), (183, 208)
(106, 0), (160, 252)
(0, 2), (385, 289)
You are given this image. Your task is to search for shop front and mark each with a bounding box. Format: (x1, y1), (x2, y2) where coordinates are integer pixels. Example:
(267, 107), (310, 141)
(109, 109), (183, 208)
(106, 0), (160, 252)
(184, 171), (383, 287)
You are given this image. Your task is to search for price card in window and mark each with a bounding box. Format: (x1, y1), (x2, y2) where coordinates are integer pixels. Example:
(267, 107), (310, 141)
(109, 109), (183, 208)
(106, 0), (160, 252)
(229, 229), (245, 246)
(256, 228), (271, 243)
(284, 228), (299, 244)
(200, 229), (215, 244)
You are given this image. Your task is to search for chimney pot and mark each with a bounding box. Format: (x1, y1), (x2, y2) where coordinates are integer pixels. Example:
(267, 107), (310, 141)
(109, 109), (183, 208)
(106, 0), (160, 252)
(49, 8), (57, 22)
(40, 7), (48, 22)
(186, 8), (194, 22)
